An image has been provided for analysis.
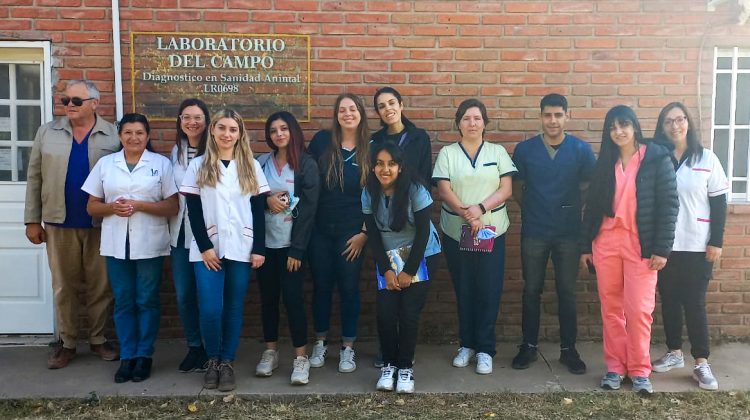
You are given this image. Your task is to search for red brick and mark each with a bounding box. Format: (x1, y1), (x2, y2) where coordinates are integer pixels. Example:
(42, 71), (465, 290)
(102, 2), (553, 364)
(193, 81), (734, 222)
(129, 0), (177, 6)
(311, 61), (342, 71)
(436, 86), (479, 96)
(455, 50), (497, 61)
(10, 7), (56, 18)
(573, 15), (616, 24)
(438, 62), (480, 73)
(455, 73), (495, 84)
(505, 2), (548, 13)
(59, 9), (106, 19)
(0, 20), (32, 30)
(65, 58), (112, 68)
(37, 0), (80, 5)
(316, 73), (361, 83)
(318, 49), (362, 60)
(410, 50), (452, 60)
(322, 0), (364, 11)
(367, 24), (410, 35)
(368, 1), (411, 12)
(437, 14), (479, 25)
(119, 9), (154, 19)
(500, 74), (545, 84)
(528, 62), (571, 73)
(484, 62), (526, 72)
(414, 25), (456, 36)
(274, 24), (319, 34)
(506, 26), (548, 36)
(251, 11), (293, 21)
(638, 74), (683, 85)
(574, 62), (617, 72)
(155, 11), (200, 20)
(345, 61), (386, 72)
(482, 15), (526, 25)
(439, 38), (481, 48)
(597, 2), (641, 12)
(410, 74), (451, 84)
(364, 49), (408, 60)
(126, 21), (175, 31)
(346, 13), (388, 23)
(392, 62), (433, 72)
(363, 73), (406, 84)
(575, 38), (617, 49)
(321, 24), (366, 34)
(35, 20), (80, 30)
(591, 74), (633, 84)
(414, 1), (456, 12)
(392, 37), (436, 48)
(501, 50), (545, 61)
(299, 12), (341, 22)
(528, 15), (572, 25)
(347, 37), (389, 48)
(227, 0), (272, 8)
(181, 0), (223, 7)
(551, 1), (595, 12)
(64, 32), (111, 43)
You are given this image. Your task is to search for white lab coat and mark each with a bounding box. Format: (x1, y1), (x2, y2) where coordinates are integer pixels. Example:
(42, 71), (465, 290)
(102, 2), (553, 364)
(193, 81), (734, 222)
(169, 142), (194, 248)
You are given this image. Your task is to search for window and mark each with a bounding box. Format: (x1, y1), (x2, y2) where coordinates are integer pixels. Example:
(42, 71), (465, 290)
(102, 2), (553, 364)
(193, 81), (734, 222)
(712, 47), (750, 201)
(0, 42), (52, 182)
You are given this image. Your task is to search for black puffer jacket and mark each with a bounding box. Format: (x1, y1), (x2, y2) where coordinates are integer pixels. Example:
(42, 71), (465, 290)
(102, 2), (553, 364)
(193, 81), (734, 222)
(581, 141), (679, 258)
(371, 123), (432, 188)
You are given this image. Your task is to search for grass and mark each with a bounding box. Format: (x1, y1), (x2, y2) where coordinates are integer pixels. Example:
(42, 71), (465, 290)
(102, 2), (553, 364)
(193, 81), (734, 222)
(1, 392), (749, 419)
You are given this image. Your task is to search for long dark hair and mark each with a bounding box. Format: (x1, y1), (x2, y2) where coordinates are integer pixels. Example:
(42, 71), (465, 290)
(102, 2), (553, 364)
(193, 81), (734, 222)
(654, 101), (702, 167)
(373, 86), (415, 129)
(264, 111), (305, 171)
(587, 105), (645, 218)
(175, 98), (210, 165)
(323, 93), (370, 189)
(366, 141), (414, 232)
(117, 113), (153, 152)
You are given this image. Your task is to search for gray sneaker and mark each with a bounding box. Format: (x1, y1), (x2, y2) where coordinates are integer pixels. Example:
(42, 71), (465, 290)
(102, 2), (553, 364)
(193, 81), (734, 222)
(290, 356), (310, 385)
(631, 376), (654, 395)
(693, 363), (718, 391)
(651, 351), (684, 373)
(600, 372), (624, 390)
(255, 349), (279, 377)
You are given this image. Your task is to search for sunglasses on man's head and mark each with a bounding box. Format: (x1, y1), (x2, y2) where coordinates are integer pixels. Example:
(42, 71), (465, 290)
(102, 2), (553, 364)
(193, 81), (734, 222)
(60, 96), (95, 106)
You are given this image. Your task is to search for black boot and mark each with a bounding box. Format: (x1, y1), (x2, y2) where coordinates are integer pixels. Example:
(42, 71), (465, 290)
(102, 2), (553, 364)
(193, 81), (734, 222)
(132, 357), (153, 382)
(114, 359), (135, 383)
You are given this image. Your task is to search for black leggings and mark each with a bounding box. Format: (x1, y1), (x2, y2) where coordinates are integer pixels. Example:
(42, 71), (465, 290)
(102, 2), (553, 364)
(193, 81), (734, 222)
(257, 247), (308, 348)
(657, 251), (713, 359)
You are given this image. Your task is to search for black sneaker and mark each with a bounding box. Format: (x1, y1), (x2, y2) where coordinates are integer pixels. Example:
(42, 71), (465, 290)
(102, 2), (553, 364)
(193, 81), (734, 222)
(511, 344), (538, 370)
(114, 359), (135, 383)
(132, 357), (152, 382)
(179, 346), (209, 373)
(560, 348), (586, 375)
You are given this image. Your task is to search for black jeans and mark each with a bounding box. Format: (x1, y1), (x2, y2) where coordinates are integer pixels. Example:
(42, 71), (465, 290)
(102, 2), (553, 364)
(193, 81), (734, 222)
(520, 236), (580, 348)
(377, 256), (436, 369)
(443, 235), (505, 357)
(657, 251), (713, 359)
(257, 247), (308, 348)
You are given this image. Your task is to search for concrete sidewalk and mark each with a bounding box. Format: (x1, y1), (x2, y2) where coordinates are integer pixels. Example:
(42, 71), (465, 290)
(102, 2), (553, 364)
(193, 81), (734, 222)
(1, 340), (748, 399)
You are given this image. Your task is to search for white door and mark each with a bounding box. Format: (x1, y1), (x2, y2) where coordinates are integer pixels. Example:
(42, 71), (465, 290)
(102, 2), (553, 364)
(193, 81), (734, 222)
(0, 42), (54, 333)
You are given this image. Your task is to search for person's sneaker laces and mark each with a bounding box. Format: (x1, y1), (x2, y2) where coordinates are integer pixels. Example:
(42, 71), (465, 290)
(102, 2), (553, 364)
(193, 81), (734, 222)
(631, 376), (654, 395)
(376, 365), (397, 391)
(309, 340), (327, 368)
(178, 346), (208, 373)
(203, 358), (220, 389)
(475, 352), (493, 374)
(396, 368), (415, 393)
(290, 356), (310, 385)
(511, 344), (538, 370)
(255, 349), (279, 377)
(600, 372), (624, 390)
(693, 363), (718, 391)
(339, 346), (356, 373)
(217, 360), (235, 392)
(651, 350), (684, 373)
(452, 347), (475, 368)
(559, 347), (587, 375)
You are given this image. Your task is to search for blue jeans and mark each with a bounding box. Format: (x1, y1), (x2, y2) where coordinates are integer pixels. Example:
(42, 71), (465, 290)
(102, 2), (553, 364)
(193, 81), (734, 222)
(520, 236), (580, 348)
(170, 246), (202, 348)
(442, 235), (505, 357)
(194, 259), (251, 361)
(309, 227), (364, 342)
(106, 256), (164, 360)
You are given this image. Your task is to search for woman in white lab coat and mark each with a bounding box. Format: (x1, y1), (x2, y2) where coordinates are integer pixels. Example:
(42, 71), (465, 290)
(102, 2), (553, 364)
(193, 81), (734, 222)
(82, 113), (178, 384)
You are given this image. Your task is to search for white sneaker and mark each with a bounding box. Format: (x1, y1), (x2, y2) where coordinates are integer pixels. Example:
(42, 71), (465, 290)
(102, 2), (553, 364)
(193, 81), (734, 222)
(452, 347), (476, 368)
(255, 349), (279, 377)
(693, 362), (719, 390)
(310, 340), (327, 368)
(475, 352), (493, 374)
(376, 365), (397, 391)
(396, 368), (415, 394)
(339, 346), (356, 373)
(290, 356), (310, 385)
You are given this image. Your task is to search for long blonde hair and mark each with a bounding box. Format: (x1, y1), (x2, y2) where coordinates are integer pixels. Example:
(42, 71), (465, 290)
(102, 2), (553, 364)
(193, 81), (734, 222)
(196, 109), (260, 195)
(323, 93), (370, 189)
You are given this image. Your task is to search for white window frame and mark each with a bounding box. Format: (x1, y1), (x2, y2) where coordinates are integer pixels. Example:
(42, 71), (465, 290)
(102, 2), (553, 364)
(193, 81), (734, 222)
(711, 47), (750, 201)
(0, 41), (53, 183)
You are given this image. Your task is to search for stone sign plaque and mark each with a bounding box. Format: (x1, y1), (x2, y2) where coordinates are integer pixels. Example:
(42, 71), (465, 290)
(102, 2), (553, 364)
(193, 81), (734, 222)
(130, 32), (310, 122)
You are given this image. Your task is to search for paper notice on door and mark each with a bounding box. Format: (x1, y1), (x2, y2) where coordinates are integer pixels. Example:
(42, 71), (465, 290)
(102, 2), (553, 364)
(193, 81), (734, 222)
(0, 149), (11, 171)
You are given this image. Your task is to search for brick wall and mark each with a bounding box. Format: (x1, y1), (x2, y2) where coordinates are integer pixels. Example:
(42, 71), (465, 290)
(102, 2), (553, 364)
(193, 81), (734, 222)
(3, 0), (750, 342)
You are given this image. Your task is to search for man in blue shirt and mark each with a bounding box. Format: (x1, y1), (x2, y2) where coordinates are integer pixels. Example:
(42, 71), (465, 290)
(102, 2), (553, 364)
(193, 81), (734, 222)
(25, 80), (120, 369)
(510, 94), (596, 374)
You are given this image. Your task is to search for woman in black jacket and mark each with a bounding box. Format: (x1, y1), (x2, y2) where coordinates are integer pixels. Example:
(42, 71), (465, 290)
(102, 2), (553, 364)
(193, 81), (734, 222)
(580, 105), (678, 395)
(371, 86), (432, 188)
(255, 111), (319, 385)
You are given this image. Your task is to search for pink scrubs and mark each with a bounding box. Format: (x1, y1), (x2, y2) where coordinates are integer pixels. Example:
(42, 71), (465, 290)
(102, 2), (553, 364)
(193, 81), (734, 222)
(593, 145), (656, 378)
